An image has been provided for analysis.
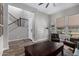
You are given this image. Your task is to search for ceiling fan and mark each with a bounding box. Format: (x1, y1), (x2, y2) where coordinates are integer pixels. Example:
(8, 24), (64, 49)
(38, 3), (56, 8)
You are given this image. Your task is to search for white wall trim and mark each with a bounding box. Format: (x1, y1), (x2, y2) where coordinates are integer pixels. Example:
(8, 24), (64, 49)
(0, 50), (3, 56)
(32, 38), (49, 43)
(9, 38), (33, 42)
(0, 47), (9, 56)
(3, 47), (9, 51)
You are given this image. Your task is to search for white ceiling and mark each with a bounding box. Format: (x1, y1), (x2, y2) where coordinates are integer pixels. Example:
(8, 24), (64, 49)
(25, 3), (79, 15)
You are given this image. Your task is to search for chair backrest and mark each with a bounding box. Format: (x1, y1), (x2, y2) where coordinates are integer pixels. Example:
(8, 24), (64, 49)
(70, 38), (79, 43)
(51, 33), (59, 39)
(51, 33), (60, 42)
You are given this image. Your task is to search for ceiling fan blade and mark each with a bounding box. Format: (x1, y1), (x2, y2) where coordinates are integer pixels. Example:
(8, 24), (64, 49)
(46, 3), (49, 8)
(53, 3), (56, 7)
(38, 3), (43, 5)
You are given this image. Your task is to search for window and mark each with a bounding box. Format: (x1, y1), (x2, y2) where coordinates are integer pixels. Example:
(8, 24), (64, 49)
(68, 14), (79, 27)
(68, 14), (79, 38)
(56, 17), (65, 34)
(56, 17), (65, 28)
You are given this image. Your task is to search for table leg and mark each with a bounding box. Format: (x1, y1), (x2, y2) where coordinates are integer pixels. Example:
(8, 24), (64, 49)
(61, 46), (64, 56)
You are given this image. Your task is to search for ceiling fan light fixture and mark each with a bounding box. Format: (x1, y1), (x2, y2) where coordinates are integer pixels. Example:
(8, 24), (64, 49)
(53, 3), (56, 7)
(46, 3), (49, 8)
(38, 3), (56, 8)
(38, 3), (43, 5)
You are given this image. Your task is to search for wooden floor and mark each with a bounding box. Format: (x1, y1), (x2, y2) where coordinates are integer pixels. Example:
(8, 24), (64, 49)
(2, 39), (33, 56)
(2, 39), (73, 56)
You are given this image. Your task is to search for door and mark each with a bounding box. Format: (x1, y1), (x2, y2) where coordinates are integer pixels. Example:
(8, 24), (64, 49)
(34, 13), (48, 41)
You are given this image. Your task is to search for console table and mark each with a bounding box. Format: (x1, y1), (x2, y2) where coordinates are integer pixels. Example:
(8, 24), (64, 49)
(24, 41), (64, 56)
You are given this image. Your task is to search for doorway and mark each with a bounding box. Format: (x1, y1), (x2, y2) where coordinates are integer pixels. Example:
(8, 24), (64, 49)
(8, 5), (34, 42)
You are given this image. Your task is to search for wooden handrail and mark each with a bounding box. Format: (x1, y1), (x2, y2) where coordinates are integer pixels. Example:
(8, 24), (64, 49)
(8, 19), (19, 25)
(9, 18), (27, 25)
(20, 18), (28, 20)
(8, 12), (18, 20)
(8, 12), (28, 26)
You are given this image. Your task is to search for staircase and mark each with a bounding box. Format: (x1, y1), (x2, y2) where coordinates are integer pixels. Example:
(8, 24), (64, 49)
(8, 12), (29, 41)
(8, 12), (28, 32)
(2, 39), (33, 56)
(3, 13), (29, 55)
(2, 5), (34, 55)
(0, 4), (31, 56)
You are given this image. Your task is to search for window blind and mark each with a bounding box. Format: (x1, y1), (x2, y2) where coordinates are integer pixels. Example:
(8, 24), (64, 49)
(56, 17), (65, 28)
(68, 14), (79, 27)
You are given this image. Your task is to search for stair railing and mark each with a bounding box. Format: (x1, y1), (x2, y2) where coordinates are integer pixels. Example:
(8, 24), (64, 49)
(8, 12), (28, 31)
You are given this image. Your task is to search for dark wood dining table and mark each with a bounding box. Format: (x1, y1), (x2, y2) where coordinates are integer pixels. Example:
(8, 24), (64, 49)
(24, 41), (64, 56)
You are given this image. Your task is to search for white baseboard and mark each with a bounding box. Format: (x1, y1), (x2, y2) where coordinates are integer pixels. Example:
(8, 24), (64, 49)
(33, 39), (48, 43)
(3, 47), (9, 51)
(0, 50), (3, 56)
(9, 38), (32, 42)
(0, 47), (9, 56)
(0, 48), (9, 56)
(0, 48), (3, 56)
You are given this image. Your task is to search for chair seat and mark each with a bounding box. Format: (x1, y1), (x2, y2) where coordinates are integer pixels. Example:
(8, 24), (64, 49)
(51, 38), (60, 42)
(64, 41), (76, 48)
